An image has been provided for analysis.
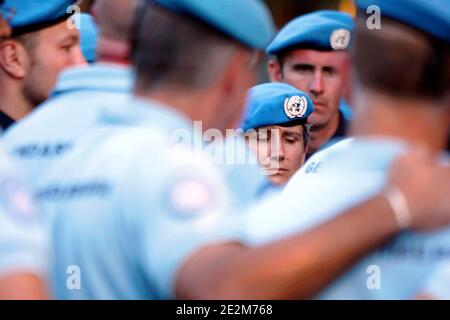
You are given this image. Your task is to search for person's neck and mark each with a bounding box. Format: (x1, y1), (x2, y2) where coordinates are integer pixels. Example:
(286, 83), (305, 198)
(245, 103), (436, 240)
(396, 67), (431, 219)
(0, 82), (34, 121)
(350, 89), (448, 155)
(135, 88), (221, 134)
(96, 36), (130, 65)
(308, 110), (340, 154)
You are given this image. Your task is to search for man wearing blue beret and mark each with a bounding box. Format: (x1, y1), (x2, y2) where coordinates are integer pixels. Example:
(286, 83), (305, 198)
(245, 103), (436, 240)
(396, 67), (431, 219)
(0, 0), (86, 132)
(243, 0), (450, 299)
(1, 0), (138, 188)
(1, 0), (266, 221)
(266, 10), (354, 158)
(0, 0), (48, 300)
(31, 0), (278, 299)
(242, 82), (314, 186)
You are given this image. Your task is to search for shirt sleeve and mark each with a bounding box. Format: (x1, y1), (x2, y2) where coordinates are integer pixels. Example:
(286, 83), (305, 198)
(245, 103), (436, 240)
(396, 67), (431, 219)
(421, 261), (450, 299)
(210, 136), (270, 210)
(127, 144), (246, 298)
(0, 153), (47, 277)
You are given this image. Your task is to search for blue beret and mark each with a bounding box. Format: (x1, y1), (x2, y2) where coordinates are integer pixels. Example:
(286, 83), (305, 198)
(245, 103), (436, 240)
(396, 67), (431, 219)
(75, 13), (98, 63)
(356, 0), (450, 43)
(241, 83), (314, 131)
(155, 0), (276, 50)
(1, 0), (75, 37)
(266, 10), (354, 55)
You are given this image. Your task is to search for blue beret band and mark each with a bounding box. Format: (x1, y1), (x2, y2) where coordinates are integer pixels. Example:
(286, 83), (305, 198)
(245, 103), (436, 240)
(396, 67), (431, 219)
(154, 0), (276, 50)
(266, 10), (354, 55)
(11, 12), (72, 37)
(2, 0), (76, 37)
(356, 0), (450, 43)
(242, 82), (314, 132)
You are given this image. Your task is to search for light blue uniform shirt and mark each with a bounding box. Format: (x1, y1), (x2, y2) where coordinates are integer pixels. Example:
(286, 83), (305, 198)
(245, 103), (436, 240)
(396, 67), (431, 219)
(242, 137), (450, 299)
(1, 63), (133, 188)
(1, 65), (267, 209)
(99, 97), (270, 209)
(36, 99), (252, 299)
(0, 150), (46, 277)
(422, 261), (450, 299)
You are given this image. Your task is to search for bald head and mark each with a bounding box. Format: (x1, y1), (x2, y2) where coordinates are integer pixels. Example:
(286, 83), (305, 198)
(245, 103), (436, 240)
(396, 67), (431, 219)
(93, 0), (138, 41)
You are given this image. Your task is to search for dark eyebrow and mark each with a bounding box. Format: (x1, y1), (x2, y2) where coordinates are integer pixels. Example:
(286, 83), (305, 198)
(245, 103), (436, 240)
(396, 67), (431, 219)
(290, 63), (315, 71)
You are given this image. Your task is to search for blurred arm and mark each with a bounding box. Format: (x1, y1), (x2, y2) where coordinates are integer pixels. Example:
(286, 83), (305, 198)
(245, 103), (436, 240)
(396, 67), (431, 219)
(176, 149), (450, 300)
(0, 273), (48, 300)
(176, 194), (398, 300)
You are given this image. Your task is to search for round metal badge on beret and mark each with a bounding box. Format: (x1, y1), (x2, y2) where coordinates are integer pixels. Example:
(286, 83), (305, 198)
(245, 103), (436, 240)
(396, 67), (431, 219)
(330, 28), (351, 50)
(284, 95), (308, 119)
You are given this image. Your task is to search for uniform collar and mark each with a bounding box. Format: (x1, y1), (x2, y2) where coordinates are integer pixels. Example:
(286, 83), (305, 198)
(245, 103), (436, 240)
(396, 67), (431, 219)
(306, 110), (349, 160)
(0, 110), (15, 132)
(98, 96), (193, 134)
(351, 136), (450, 164)
(51, 63), (133, 97)
(331, 110), (348, 140)
(308, 137), (408, 173)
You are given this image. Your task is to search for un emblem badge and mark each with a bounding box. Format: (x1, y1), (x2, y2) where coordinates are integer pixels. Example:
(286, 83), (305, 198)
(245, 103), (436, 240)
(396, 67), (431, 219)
(330, 28), (351, 50)
(284, 95), (308, 119)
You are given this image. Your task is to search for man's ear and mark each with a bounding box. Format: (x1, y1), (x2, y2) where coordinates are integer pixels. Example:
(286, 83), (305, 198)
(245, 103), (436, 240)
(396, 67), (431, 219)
(0, 40), (30, 79)
(267, 58), (283, 82)
(214, 50), (256, 129)
(220, 50), (254, 94)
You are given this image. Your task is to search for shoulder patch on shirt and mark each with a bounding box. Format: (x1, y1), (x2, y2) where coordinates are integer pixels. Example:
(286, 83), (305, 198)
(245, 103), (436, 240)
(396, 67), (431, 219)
(164, 162), (229, 219)
(1, 177), (37, 223)
(169, 179), (213, 218)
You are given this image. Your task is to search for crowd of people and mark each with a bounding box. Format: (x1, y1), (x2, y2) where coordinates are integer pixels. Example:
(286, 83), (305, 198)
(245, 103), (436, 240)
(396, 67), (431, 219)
(0, 0), (449, 300)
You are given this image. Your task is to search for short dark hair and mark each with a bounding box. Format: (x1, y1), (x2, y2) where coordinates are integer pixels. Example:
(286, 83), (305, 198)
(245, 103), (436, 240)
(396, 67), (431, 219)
(132, 3), (242, 92)
(13, 32), (39, 52)
(9, 32), (40, 66)
(301, 123), (311, 148)
(279, 121), (311, 148)
(353, 11), (450, 101)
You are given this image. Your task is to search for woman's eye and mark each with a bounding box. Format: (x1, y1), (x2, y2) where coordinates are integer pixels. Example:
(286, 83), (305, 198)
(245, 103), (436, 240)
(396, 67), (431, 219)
(285, 138), (297, 144)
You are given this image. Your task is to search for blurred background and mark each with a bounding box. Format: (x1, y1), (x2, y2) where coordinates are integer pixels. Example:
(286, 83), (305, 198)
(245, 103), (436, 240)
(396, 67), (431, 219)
(78, 0), (358, 82)
(79, 0), (357, 27)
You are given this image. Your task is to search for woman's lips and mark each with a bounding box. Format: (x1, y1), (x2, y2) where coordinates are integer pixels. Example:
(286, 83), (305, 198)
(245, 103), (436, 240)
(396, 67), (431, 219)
(313, 101), (325, 108)
(265, 167), (289, 175)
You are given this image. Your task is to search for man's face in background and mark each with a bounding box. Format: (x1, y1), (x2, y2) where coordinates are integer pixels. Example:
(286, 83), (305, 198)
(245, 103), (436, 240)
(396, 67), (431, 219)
(20, 20), (86, 107)
(268, 49), (349, 130)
